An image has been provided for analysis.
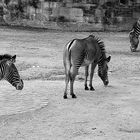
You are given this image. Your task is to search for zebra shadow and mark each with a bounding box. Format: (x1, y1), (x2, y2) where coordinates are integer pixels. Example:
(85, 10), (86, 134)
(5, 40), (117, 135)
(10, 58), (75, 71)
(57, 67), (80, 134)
(106, 85), (115, 88)
(104, 85), (119, 90)
(135, 49), (140, 52)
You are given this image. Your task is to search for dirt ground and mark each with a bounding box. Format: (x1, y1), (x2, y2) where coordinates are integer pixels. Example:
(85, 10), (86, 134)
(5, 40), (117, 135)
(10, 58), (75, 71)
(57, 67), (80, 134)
(0, 27), (140, 140)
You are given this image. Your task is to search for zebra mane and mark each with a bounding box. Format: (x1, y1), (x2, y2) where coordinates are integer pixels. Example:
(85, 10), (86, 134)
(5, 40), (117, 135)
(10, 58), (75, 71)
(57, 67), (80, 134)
(0, 54), (12, 61)
(89, 35), (106, 54)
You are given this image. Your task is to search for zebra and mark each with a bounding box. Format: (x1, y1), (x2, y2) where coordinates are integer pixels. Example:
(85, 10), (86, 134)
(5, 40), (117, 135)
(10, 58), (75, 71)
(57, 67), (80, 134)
(0, 54), (24, 90)
(129, 18), (140, 52)
(63, 35), (111, 99)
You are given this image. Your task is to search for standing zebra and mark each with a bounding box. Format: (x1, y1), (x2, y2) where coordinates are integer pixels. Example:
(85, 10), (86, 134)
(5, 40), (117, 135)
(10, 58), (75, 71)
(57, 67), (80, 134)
(63, 35), (111, 99)
(0, 54), (23, 90)
(129, 18), (140, 52)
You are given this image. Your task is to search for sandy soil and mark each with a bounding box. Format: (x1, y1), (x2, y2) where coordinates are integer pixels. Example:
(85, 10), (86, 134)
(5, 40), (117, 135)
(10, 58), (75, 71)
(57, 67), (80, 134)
(0, 27), (140, 140)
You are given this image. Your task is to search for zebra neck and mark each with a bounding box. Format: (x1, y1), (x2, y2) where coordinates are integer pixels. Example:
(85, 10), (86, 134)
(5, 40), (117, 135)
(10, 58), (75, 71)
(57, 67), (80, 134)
(98, 52), (106, 65)
(0, 62), (7, 79)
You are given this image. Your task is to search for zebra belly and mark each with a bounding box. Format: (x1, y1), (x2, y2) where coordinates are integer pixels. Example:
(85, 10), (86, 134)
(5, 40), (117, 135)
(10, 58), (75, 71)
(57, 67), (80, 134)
(81, 59), (93, 66)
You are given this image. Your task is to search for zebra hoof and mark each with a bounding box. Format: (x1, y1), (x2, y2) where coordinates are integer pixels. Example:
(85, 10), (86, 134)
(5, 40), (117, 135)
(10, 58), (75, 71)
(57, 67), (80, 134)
(71, 94), (77, 98)
(63, 95), (67, 99)
(85, 86), (89, 90)
(130, 47), (136, 52)
(131, 49), (136, 52)
(90, 87), (95, 91)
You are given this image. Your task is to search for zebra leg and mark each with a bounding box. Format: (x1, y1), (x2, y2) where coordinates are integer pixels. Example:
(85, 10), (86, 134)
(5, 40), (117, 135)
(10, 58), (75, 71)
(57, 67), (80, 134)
(129, 33), (138, 52)
(132, 37), (139, 51)
(129, 32), (136, 52)
(135, 38), (139, 50)
(89, 63), (96, 91)
(84, 66), (89, 90)
(70, 67), (78, 98)
(63, 61), (71, 99)
(64, 71), (70, 99)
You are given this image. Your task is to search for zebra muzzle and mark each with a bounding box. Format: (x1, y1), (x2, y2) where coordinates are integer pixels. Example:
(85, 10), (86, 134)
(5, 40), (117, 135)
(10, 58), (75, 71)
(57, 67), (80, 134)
(16, 85), (23, 90)
(104, 80), (109, 86)
(16, 79), (24, 90)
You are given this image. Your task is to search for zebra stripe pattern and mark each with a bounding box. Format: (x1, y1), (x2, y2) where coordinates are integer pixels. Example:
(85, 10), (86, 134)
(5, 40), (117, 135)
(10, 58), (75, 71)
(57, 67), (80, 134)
(129, 20), (140, 52)
(90, 35), (107, 62)
(68, 35), (106, 69)
(90, 35), (109, 82)
(89, 35), (106, 53)
(132, 21), (140, 37)
(0, 54), (23, 90)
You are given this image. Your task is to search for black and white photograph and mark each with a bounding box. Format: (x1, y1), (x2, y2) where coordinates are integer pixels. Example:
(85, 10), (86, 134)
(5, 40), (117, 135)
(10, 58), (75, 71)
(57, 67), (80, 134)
(0, 0), (140, 139)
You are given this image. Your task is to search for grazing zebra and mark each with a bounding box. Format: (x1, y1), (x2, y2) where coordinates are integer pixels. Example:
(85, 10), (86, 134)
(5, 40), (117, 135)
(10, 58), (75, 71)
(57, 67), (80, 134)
(63, 35), (111, 99)
(129, 18), (140, 52)
(0, 54), (23, 90)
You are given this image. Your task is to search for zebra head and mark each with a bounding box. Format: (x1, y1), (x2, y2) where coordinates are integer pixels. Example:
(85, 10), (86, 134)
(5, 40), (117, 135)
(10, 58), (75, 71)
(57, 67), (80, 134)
(4, 55), (24, 90)
(98, 56), (111, 86)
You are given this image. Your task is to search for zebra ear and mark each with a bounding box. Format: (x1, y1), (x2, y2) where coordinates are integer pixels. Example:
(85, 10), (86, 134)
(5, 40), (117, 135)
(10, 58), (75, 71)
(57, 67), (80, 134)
(106, 56), (111, 62)
(0, 55), (2, 60)
(11, 55), (16, 63)
(6, 55), (16, 66)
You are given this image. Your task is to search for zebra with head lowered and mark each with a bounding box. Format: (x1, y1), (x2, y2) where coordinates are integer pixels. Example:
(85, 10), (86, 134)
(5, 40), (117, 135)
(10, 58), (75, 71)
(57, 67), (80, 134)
(0, 54), (24, 90)
(129, 18), (140, 52)
(63, 35), (111, 99)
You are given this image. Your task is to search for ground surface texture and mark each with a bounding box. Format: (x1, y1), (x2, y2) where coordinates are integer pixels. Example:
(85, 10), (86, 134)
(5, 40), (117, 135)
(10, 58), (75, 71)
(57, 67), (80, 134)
(0, 27), (140, 140)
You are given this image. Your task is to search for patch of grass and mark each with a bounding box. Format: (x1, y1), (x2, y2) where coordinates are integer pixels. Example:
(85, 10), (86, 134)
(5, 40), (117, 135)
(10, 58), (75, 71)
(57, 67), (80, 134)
(17, 62), (34, 71)
(19, 65), (65, 80)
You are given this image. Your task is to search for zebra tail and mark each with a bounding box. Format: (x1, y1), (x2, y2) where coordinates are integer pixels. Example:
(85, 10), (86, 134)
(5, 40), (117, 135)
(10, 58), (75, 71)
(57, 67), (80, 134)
(67, 39), (75, 76)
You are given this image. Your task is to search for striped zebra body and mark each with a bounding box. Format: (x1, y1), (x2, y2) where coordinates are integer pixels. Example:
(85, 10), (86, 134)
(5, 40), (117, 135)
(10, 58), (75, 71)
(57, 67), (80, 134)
(63, 35), (111, 99)
(129, 19), (140, 52)
(132, 22), (140, 37)
(0, 54), (23, 90)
